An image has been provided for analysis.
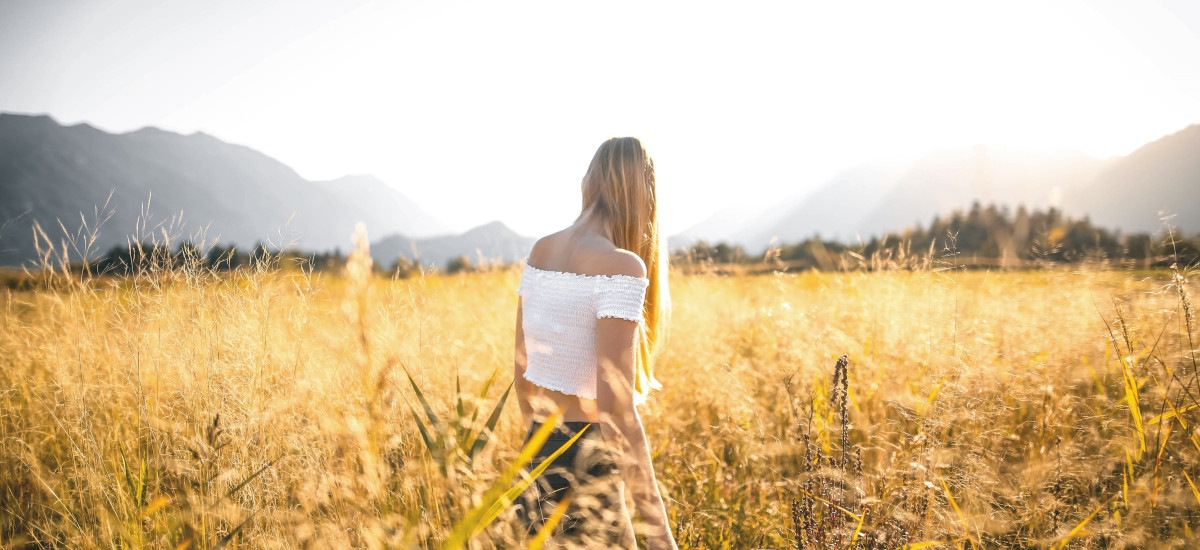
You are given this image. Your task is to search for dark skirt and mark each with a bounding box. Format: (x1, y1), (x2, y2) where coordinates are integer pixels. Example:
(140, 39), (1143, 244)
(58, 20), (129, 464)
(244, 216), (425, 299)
(513, 420), (635, 546)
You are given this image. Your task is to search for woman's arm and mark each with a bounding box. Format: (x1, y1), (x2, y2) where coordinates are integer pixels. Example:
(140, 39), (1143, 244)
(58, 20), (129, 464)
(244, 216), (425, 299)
(514, 299), (534, 426)
(595, 316), (677, 550)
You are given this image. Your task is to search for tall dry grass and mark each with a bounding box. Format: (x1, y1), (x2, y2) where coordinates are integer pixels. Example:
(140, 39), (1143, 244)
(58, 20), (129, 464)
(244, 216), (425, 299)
(1, 227), (1198, 548)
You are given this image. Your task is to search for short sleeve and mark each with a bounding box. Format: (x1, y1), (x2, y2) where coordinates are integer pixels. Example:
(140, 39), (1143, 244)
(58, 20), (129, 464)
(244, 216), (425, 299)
(594, 276), (649, 322)
(516, 265), (528, 297)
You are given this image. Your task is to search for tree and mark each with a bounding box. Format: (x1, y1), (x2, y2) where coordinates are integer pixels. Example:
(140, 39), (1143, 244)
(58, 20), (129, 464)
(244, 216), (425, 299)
(175, 241), (202, 268)
(392, 256), (417, 278)
(446, 255), (472, 274)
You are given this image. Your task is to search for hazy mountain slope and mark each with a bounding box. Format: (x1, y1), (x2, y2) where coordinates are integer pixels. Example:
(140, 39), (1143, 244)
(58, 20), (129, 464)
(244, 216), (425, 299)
(0, 112), (450, 266)
(0, 116), (247, 264)
(733, 162), (909, 253)
(668, 202), (775, 251)
(673, 146), (1106, 252)
(371, 220), (534, 268)
(112, 125), (366, 251)
(314, 174), (453, 238)
(855, 146), (1102, 238)
(1075, 125), (1200, 233)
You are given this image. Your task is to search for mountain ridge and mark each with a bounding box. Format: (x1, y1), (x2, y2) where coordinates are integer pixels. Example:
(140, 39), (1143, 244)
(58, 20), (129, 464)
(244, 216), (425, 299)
(672, 126), (1199, 253)
(5, 111), (1196, 267)
(0, 111), (460, 267)
(1074, 124), (1200, 234)
(371, 219), (533, 269)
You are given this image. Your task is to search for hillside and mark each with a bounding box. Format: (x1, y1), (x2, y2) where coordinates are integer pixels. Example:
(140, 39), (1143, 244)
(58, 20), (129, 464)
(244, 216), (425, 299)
(0, 112), (450, 266)
(313, 174), (454, 238)
(1075, 124), (1200, 233)
(371, 220), (534, 269)
(674, 126), (1199, 253)
(854, 146), (1101, 238)
(734, 162), (910, 250)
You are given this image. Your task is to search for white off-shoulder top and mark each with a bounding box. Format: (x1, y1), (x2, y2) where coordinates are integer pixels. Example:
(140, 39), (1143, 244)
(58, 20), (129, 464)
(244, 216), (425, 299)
(516, 261), (651, 404)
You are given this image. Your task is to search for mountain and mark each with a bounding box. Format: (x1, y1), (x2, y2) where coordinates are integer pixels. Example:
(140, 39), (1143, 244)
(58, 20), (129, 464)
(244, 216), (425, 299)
(668, 163), (905, 254)
(7, 110), (1194, 268)
(677, 122), (1200, 252)
(1074, 124), (1200, 233)
(855, 146), (1102, 238)
(734, 162), (910, 250)
(0, 112), (450, 266)
(668, 202), (774, 251)
(313, 174), (453, 238)
(371, 220), (534, 269)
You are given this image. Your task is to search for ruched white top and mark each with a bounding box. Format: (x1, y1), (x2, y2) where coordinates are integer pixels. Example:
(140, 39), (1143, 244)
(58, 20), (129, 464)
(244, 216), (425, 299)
(516, 261), (650, 404)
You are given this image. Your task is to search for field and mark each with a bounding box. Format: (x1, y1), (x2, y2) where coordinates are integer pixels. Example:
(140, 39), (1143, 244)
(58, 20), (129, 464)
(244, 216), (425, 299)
(1, 243), (1198, 549)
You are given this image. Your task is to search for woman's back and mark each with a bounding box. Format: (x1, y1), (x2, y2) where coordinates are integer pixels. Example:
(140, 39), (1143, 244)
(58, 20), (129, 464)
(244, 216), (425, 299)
(518, 227), (648, 423)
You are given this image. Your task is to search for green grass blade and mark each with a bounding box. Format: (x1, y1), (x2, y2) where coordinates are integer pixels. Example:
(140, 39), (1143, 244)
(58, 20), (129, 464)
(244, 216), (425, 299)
(455, 367), (466, 422)
(459, 366), (504, 455)
(211, 508), (261, 549)
(409, 403), (444, 465)
(401, 361), (443, 431)
(479, 365), (500, 398)
(471, 365), (502, 426)
(440, 411), (566, 550)
(137, 446), (147, 506)
(477, 423), (590, 528)
(455, 368), (471, 454)
(225, 455), (282, 499)
(118, 443), (135, 503)
(469, 381), (513, 463)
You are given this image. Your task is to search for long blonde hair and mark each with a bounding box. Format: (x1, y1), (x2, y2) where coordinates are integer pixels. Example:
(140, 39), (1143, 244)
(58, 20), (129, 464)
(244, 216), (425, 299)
(581, 137), (671, 400)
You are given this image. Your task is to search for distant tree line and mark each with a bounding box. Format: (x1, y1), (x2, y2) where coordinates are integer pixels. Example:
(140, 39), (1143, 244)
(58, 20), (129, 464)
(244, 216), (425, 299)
(22, 202), (1196, 282)
(86, 241), (489, 279)
(674, 202), (1200, 271)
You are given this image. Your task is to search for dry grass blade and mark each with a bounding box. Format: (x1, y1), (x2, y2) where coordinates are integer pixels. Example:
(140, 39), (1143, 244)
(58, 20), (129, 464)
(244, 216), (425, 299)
(1048, 502), (1104, 550)
(848, 506), (868, 547)
(137, 496), (170, 521)
(210, 508), (261, 550)
(1184, 470), (1200, 506)
(938, 477), (978, 550)
(225, 455), (283, 499)
(792, 486), (862, 523)
(1146, 402), (1198, 426)
(899, 539), (970, 550)
(1098, 306), (1149, 457)
(526, 493), (573, 550)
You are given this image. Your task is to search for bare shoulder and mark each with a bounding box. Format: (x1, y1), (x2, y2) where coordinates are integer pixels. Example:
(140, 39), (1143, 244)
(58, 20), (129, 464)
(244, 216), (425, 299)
(595, 248), (647, 279)
(527, 227), (646, 278)
(526, 232), (560, 265)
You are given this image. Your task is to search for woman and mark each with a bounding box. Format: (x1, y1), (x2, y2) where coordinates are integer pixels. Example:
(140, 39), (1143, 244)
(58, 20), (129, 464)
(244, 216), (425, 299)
(512, 136), (677, 549)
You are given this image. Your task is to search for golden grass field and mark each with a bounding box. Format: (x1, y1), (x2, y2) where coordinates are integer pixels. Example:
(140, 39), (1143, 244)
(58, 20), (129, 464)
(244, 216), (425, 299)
(1, 243), (1198, 549)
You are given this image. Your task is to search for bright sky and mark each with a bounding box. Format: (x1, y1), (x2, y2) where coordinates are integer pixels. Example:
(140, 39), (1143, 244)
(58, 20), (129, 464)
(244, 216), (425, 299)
(2, 0), (1199, 237)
